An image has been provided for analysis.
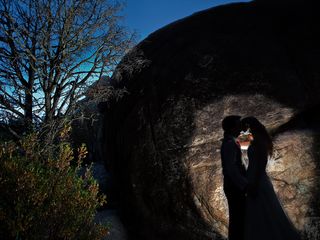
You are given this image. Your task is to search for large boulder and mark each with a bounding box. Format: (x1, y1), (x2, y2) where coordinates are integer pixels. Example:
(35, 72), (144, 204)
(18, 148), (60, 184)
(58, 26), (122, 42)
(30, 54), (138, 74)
(101, 1), (320, 239)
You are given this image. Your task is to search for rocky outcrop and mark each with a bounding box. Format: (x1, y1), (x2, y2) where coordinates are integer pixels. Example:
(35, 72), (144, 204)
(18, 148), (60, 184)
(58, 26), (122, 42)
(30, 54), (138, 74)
(101, 1), (320, 239)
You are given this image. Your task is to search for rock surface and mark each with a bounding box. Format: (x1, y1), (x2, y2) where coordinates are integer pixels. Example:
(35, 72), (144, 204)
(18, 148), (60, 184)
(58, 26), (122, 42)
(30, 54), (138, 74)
(95, 209), (128, 240)
(101, 1), (320, 239)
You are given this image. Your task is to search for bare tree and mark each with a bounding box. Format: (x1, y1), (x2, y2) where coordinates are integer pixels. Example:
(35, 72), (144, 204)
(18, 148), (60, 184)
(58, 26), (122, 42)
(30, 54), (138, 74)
(0, 0), (135, 127)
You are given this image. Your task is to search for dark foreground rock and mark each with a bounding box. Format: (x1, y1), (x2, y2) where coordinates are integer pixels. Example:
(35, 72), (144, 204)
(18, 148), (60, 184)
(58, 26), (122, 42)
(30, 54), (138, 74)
(101, 1), (320, 239)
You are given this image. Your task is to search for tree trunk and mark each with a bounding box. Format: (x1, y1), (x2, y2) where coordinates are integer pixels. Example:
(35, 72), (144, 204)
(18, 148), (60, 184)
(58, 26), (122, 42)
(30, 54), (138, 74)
(24, 88), (33, 129)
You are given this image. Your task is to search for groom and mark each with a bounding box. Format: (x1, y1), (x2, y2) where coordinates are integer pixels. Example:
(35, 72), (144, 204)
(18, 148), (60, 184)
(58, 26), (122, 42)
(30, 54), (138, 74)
(220, 115), (248, 240)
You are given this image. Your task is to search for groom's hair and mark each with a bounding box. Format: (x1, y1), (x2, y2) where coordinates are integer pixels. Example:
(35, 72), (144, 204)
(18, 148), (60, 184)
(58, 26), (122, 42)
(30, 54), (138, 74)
(222, 115), (241, 132)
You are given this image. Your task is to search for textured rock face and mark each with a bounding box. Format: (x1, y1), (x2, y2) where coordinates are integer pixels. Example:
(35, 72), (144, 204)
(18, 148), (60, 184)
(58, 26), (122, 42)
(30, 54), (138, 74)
(102, 1), (320, 239)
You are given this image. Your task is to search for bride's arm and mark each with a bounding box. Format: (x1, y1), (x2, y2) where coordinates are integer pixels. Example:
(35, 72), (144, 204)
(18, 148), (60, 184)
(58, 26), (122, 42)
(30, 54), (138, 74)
(247, 144), (268, 196)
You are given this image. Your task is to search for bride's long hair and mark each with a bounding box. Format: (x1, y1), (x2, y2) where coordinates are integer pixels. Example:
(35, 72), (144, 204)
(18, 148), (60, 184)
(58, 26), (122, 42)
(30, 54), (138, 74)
(241, 116), (273, 156)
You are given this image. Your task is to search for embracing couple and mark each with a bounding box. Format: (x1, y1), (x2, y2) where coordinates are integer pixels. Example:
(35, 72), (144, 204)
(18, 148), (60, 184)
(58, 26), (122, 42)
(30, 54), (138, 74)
(220, 116), (301, 240)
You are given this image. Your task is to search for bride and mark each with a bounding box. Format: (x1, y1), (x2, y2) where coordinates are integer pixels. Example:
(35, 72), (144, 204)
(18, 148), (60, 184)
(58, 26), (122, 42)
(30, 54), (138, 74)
(240, 117), (301, 240)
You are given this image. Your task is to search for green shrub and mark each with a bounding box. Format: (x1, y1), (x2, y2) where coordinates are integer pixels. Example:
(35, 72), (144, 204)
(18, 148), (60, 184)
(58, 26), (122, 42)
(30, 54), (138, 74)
(0, 129), (108, 240)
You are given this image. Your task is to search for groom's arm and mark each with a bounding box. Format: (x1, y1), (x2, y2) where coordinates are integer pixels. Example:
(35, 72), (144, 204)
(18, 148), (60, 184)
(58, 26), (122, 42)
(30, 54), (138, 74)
(222, 140), (248, 192)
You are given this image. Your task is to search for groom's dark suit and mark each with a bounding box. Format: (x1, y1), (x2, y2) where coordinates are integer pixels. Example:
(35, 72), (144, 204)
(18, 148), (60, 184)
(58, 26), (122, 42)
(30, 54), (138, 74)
(221, 133), (248, 240)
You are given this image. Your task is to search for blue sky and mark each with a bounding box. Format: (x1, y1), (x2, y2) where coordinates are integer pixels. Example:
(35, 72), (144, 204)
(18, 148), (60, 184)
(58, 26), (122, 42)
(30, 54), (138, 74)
(122, 0), (252, 41)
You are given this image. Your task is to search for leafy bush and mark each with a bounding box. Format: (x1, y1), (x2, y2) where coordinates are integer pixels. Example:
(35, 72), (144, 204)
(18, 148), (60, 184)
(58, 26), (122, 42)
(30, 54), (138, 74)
(0, 128), (108, 240)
